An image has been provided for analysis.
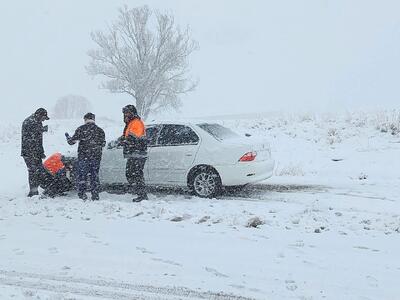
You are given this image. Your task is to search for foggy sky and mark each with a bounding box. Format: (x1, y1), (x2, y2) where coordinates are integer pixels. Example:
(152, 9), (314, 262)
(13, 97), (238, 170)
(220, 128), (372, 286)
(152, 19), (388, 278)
(1, 0), (400, 122)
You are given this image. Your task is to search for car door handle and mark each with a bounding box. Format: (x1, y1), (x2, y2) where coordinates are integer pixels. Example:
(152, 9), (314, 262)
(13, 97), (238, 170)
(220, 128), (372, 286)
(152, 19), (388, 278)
(185, 154), (193, 157)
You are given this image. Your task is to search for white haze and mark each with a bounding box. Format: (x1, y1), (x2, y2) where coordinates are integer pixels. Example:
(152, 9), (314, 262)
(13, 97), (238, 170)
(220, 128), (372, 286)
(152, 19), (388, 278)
(1, 0), (400, 122)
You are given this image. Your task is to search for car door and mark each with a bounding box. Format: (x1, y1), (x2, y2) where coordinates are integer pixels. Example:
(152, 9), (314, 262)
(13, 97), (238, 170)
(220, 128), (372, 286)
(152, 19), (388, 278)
(147, 124), (200, 185)
(99, 139), (127, 184)
(99, 126), (161, 185)
(144, 125), (162, 184)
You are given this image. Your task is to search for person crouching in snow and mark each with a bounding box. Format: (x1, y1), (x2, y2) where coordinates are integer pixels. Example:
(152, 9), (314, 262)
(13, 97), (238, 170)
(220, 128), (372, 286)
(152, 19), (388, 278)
(41, 153), (74, 198)
(65, 113), (106, 201)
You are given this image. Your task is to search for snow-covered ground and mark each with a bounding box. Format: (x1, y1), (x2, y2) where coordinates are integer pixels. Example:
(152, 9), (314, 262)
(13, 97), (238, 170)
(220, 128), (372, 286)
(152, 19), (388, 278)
(1, 111), (400, 299)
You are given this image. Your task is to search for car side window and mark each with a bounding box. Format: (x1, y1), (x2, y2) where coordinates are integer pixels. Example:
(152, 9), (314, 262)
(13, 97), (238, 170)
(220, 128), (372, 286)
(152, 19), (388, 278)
(146, 126), (160, 147)
(158, 125), (199, 146)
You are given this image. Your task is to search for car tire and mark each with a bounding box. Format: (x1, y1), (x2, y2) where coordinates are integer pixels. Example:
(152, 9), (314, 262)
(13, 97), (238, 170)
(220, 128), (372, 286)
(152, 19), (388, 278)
(188, 166), (222, 198)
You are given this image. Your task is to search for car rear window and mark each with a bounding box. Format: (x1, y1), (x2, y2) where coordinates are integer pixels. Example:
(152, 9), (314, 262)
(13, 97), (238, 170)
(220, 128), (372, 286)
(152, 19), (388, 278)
(197, 123), (240, 141)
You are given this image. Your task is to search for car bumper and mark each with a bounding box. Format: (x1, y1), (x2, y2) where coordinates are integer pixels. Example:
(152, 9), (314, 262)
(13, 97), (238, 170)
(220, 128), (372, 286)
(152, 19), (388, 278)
(215, 159), (275, 186)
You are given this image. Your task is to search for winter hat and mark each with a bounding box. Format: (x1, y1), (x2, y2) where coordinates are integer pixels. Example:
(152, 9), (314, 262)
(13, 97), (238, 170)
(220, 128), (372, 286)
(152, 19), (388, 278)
(122, 105), (137, 116)
(84, 113), (95, 121)
(35, 108), (50, 120)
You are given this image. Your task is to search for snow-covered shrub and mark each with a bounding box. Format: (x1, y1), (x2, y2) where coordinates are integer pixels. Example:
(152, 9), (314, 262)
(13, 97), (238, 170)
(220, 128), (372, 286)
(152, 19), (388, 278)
(327, 128), (341, 145)
(345, 112), (368, 128)
(358, 173), (368, 180)
(375, 110), (400, 135)
(275, 164), (305, 176)
(53, 95), (92, 119)
(352, 118), (367, 128)
(297, 112), (315, 123)
(246, 217), (265, 228)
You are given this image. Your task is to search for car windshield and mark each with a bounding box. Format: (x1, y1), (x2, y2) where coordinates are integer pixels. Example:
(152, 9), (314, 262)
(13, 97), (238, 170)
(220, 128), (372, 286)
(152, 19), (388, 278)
(197, 123), (240, 141)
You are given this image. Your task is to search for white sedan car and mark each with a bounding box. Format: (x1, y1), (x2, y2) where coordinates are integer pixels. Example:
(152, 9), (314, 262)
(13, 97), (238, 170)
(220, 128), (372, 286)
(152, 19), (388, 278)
(99, 122), (275, 198)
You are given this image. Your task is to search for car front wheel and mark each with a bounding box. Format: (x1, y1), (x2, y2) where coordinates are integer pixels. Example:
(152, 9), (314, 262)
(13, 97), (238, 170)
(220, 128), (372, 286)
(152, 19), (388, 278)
(189, 167), (222, 198)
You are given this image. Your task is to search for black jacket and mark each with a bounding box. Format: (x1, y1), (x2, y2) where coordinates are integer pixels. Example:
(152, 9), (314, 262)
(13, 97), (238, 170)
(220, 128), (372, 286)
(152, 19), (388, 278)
(68, 122), (106, 160)
(21, 114), (46, 158)
(120, 117), (147, 158)
(122, 135), (148, 158)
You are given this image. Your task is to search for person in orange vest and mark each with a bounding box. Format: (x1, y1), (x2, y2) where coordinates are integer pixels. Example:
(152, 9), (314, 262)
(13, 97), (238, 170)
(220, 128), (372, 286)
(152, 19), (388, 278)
(118, 105), (148, 202)
(42, 153), (73, 198)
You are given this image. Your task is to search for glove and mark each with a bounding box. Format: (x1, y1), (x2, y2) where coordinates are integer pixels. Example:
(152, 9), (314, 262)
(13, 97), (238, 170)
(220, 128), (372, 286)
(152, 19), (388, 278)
(43, 125), (48, 132)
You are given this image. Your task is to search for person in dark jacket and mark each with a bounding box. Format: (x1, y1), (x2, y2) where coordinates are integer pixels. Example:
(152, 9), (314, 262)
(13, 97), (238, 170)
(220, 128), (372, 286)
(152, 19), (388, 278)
(21, 108), (50, 197)
(65, 113), (106, 201)
(118, 105), (148, 202)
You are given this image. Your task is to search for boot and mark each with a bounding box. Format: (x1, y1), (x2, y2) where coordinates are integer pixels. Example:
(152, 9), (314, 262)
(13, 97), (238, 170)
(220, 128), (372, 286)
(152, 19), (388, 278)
(91, 192), (100, 201)
(78, 192), (88, 201)
(132, 194), (148, 202)
(27, 188), (39, 198)
(42, 189), (56, 199)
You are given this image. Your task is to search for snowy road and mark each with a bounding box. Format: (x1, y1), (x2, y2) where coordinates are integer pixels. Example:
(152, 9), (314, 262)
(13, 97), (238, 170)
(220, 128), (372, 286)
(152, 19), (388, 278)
(0, 270), (253, 300)
(1, 180), (399, 300)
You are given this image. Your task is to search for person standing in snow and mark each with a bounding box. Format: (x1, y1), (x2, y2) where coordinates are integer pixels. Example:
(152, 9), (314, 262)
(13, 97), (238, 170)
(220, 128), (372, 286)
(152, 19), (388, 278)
(118, 105), (148, 202)
(65, 113), (106, 201)
(21, 108), (50, 197)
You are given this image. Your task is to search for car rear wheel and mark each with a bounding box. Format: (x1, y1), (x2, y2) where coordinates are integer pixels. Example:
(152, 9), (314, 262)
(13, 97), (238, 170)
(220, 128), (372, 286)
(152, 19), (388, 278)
(189, 167), (222, 198)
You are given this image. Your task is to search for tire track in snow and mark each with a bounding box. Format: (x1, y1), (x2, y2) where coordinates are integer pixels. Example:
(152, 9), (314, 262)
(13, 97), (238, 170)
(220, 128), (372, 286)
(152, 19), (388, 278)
(0, 270), (255, 300)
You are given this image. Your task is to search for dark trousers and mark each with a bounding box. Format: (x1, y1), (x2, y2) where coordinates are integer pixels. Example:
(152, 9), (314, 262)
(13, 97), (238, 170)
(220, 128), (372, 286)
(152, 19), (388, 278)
(23, 156), (45, 190)
(44, 169), (73, 197)
(126, 158), (147, 197)
(77, 158), (101, 195)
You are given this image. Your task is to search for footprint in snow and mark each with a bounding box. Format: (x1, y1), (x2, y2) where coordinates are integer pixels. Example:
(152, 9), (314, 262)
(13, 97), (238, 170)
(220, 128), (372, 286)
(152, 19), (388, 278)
(366, 275), (379, 287)
(302, 260), (314, 266)
(136, 247), (155, 254)
(277, 252), (285, 258)
(229, 284), (245, 290)
(57, 231), (68, 238)
(48, 247), (59, 254)
(13, 248), (24, 255)
(84, 232), (98, 239)
(289, 240), (305, 248)
(205, 267), (229, 278)
(22, 290), (36, 298)
(151, 258), (182, 267)
(285, 279), (298, 291)
(254, 234), (269, 240)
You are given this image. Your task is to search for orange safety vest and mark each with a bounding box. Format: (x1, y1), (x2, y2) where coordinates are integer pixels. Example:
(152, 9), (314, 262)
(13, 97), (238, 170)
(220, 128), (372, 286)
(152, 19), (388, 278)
(43, 153), (65, 175)
(124, 118), (146, 138)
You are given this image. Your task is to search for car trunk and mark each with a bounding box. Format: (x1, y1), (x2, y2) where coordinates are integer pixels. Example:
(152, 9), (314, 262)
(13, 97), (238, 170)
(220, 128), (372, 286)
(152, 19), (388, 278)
(221, 137), (271, 162)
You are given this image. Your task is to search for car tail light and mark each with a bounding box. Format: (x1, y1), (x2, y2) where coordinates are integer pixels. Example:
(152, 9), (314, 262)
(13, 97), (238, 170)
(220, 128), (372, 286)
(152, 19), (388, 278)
(239, 151), (257, 162)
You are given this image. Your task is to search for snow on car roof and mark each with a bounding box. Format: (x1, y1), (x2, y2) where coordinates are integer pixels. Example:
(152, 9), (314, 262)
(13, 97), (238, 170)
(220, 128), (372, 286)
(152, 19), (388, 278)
(146, 120), (210, 126)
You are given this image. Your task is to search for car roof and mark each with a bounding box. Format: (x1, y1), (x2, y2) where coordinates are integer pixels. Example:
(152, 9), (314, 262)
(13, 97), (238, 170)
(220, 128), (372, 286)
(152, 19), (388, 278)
(146, 120), (222, 127)
(147, 120), (196, 127)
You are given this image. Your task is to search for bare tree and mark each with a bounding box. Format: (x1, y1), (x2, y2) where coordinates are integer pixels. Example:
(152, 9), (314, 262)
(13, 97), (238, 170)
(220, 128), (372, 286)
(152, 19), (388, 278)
(53, 95), (92, 119)
(86, 5), (198, 119)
